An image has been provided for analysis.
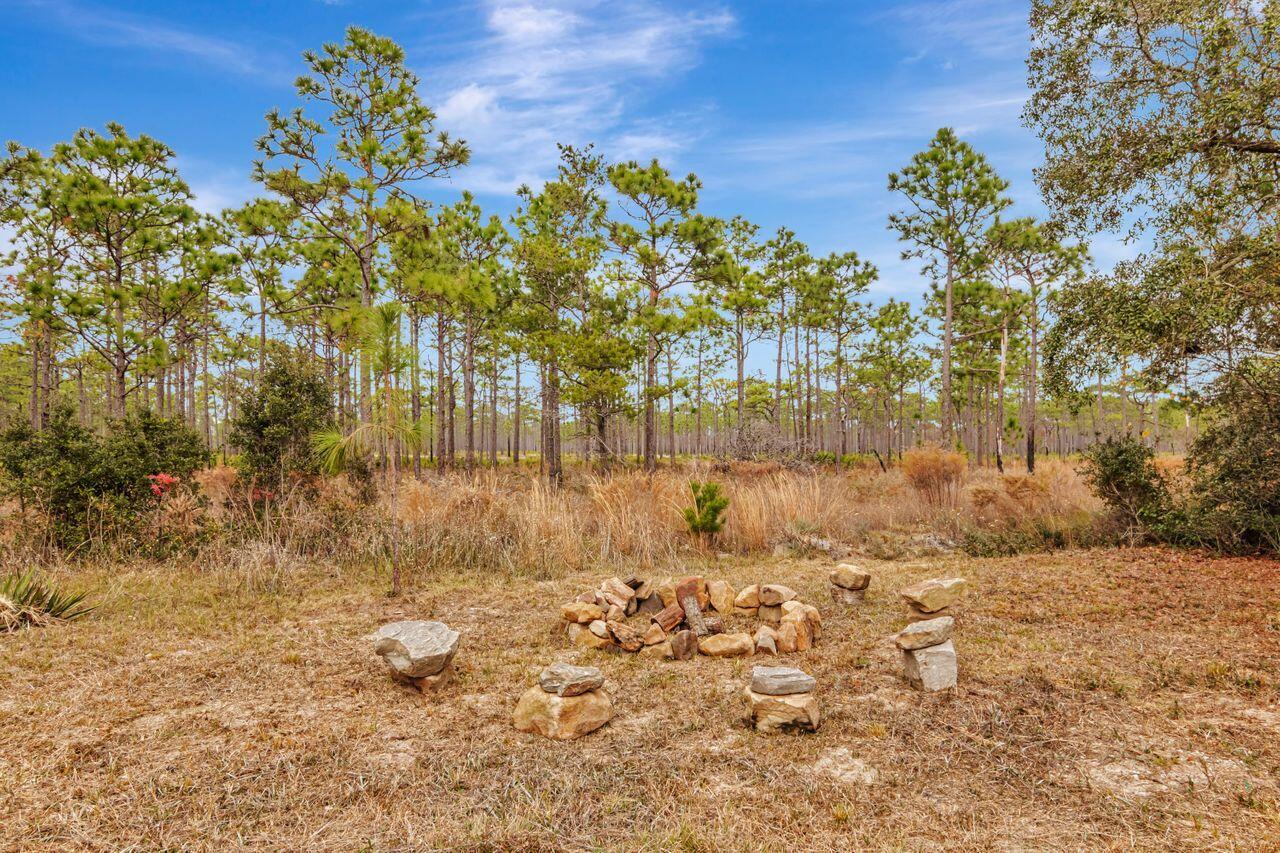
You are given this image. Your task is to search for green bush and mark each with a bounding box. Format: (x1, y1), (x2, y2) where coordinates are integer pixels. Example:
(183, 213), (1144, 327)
(0, 405), (208, 547)
(96, 409), (209, 497)
(1182, 370), (1280, 552)
(229, 347), (333, 485)
(1080, 435), (1170, 541)
(1080, 365), (1280, 554)
(683, 480), (729, 545)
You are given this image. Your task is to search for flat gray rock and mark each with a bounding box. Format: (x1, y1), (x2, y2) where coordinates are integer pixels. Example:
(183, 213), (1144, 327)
(538, 662), (604, 697)
(750, 665), (816, 696)
(894, 616), (954, 650)
(373, 620), (460, 678)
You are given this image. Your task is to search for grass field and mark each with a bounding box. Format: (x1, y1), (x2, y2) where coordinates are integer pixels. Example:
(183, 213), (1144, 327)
(2, 546), (1278, 851)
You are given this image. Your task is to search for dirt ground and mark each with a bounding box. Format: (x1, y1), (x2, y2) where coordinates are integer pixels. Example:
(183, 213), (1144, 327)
(2, 547), (1278, 851)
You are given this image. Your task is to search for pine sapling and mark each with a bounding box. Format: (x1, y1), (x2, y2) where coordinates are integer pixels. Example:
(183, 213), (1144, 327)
(684, 480), (729, 549)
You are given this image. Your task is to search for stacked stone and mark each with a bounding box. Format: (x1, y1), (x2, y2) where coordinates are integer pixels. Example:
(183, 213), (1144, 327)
(372, 620), (460, 691)
(829, 563), (872, 604)
(559, 574), (820, 660)
(513, 663), (613, 740)
(895, 577), (966, 692)
(743, 665), (821, 733)
(899, 576), (966, 623)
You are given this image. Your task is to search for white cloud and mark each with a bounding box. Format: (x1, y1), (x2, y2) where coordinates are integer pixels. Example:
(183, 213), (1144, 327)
(710, 73), (1029, 205)
(885, 0), (1029, 63)
(180, 158), (258, 216)
(16, 0), (289, 81)
(425, 0), (735, 194)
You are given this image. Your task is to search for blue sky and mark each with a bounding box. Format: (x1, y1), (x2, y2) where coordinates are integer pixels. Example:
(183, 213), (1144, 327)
(1, 0), (1128, 301)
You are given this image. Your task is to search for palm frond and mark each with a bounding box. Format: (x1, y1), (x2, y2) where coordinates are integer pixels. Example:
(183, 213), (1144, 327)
(311, 420), (423, 474)
(0, 570), (95, 631)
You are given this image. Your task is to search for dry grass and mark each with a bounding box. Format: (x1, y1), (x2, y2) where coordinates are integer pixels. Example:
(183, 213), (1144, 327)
(0, 458), (1107, 573)
(902, 445), (968, 507)
(378, 460), (1105, 575)
(2, 545), (1278, 850)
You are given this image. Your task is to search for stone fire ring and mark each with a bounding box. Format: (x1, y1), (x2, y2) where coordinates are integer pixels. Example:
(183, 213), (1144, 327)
(559, 575), (823, 659)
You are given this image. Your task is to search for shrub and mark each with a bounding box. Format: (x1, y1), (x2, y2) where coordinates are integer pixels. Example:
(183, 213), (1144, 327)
(1181, 370), (1280, 552)
(0, 570), (94, 631)
(229, 347), (333, 486)
(95, 409), (209, 499)
(683, 480), (729, 546)
(1080, 435), (1170, 542)
(901, 445), (966, 506)
(0, 405), (208, 548)
(0, 407), (98, 522)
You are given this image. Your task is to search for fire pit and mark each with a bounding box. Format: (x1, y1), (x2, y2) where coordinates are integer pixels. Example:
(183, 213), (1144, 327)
(559, 574), (823, 659)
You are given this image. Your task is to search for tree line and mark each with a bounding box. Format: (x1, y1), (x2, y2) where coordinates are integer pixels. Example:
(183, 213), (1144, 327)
(0, 24), (1201, 489)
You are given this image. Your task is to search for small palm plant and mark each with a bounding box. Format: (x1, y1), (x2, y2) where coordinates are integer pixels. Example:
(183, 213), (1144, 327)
(312, 302), (418, 596)
(0, 570), (95, 632)
(683, 480), (729, 549)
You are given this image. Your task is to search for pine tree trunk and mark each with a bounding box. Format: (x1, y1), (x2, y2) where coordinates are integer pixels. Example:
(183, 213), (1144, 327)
(513, 356), (521, 464)
(941, 250), (955, 445)
(410, 312), (422, 477)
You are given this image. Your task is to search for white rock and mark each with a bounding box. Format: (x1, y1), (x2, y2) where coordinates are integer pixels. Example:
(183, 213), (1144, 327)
(902, 639), (957, 691)
(743, 687), (821, 733)
(513, 686), (612, 740)
(750, 665), (815, 696)
(372, 620), (459, 678)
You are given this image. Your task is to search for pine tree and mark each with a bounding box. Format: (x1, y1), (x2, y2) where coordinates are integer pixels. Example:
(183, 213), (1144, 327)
(254, 26), (468, 423)
(889, 128), (1010, 446)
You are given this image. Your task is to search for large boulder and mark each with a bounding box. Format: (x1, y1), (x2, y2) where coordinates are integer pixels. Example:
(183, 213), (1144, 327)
(513, 686), (612, 740)
(538, 663), (604, 697)
(372, 621), (460, 679)
(899, 577), (967, 613)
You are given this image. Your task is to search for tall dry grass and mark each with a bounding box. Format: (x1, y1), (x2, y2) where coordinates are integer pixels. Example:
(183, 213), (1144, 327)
(0, 456), (1110, 578)
(382, 458), (1105, 575)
